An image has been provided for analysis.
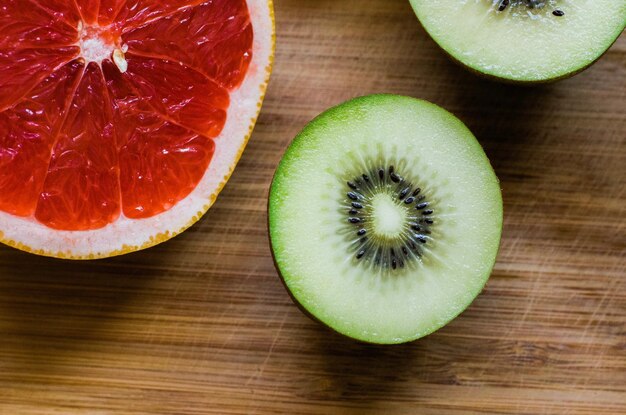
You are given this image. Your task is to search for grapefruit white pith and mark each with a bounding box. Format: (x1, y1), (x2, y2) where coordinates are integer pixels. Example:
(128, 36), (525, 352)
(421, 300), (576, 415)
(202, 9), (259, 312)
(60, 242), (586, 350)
(0, 0), (275, 259)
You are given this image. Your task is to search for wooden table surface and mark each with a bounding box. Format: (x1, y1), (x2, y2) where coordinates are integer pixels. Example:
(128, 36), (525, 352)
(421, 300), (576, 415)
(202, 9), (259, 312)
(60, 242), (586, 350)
(1, 1), (625, 414)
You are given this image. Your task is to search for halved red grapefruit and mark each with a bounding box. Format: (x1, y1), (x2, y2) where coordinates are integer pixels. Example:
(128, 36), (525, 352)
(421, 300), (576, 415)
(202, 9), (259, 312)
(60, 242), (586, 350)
(0, 0), (274, 259)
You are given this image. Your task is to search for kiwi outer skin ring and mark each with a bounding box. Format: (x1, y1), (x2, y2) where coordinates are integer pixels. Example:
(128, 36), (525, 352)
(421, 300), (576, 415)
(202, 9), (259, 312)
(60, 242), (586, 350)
(267, 94), (504, 345)
(408, 6), (626, 84)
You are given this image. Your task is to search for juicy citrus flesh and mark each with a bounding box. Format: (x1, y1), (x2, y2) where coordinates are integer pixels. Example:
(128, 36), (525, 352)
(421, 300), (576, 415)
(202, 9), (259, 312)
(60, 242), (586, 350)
(0, 0), (254, 231)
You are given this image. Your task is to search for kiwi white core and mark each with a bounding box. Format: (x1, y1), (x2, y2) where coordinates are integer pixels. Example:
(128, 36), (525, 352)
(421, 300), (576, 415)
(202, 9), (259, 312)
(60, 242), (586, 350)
(371, 195), (406, 238)
(269, 95), (503, 344)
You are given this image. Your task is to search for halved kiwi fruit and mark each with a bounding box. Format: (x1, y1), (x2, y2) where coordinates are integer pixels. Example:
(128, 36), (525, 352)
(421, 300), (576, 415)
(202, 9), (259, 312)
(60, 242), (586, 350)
(268, 95), (503, 344)
(409, 0), (626, 83)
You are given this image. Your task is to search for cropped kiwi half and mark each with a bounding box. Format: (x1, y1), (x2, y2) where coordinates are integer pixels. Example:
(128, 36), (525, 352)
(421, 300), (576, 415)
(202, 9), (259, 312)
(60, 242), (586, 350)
(268, 95), (503, 344)
(409, 0), (626, 83)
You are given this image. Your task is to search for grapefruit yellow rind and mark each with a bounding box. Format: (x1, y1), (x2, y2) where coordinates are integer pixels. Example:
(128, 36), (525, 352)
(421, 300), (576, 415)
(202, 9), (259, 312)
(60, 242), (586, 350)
(0, 0), (275, 260)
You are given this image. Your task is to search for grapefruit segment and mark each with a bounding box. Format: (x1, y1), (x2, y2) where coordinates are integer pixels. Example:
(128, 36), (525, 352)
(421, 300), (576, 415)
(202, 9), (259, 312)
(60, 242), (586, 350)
(98, 0), (127, 26)
(35, 63), (120, 231)
(0, 61), (83, 217)
(122, 0), (253, 88)
(119, 119), (213, 219)
(103, 59), (215, 219)
(121, 55), (229, 137)
(29, 0), (81, 27)
(0, 0), (274, 258)
(0, 47), (78, 111)
(0, 0), (78, 49)
(74, 0), (100, 25)
(116, 0), (205, 28)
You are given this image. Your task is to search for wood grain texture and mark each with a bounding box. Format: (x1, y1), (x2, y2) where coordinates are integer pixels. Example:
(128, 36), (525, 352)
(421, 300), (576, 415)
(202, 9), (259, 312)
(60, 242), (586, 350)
(1, 1), (625, 413)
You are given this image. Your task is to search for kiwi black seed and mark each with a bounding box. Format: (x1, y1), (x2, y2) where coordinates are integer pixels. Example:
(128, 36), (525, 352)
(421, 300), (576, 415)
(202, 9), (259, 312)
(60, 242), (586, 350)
(342, 164), (434, 271)
(498, 0), (552, 12)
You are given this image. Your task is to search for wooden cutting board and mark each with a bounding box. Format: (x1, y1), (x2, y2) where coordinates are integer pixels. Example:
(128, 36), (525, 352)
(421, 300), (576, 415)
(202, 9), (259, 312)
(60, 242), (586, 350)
(1, 1), (624, 414)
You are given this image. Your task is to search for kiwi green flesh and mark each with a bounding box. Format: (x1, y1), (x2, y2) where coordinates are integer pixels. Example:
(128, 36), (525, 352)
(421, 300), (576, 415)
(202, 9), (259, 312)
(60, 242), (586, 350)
(269, 95), (503, 344)
(409, 0), (626, 83)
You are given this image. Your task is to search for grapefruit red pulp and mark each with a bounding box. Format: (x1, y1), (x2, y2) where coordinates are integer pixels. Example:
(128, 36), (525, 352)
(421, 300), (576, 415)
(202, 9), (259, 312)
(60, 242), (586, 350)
(0, 0), (274, 258)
